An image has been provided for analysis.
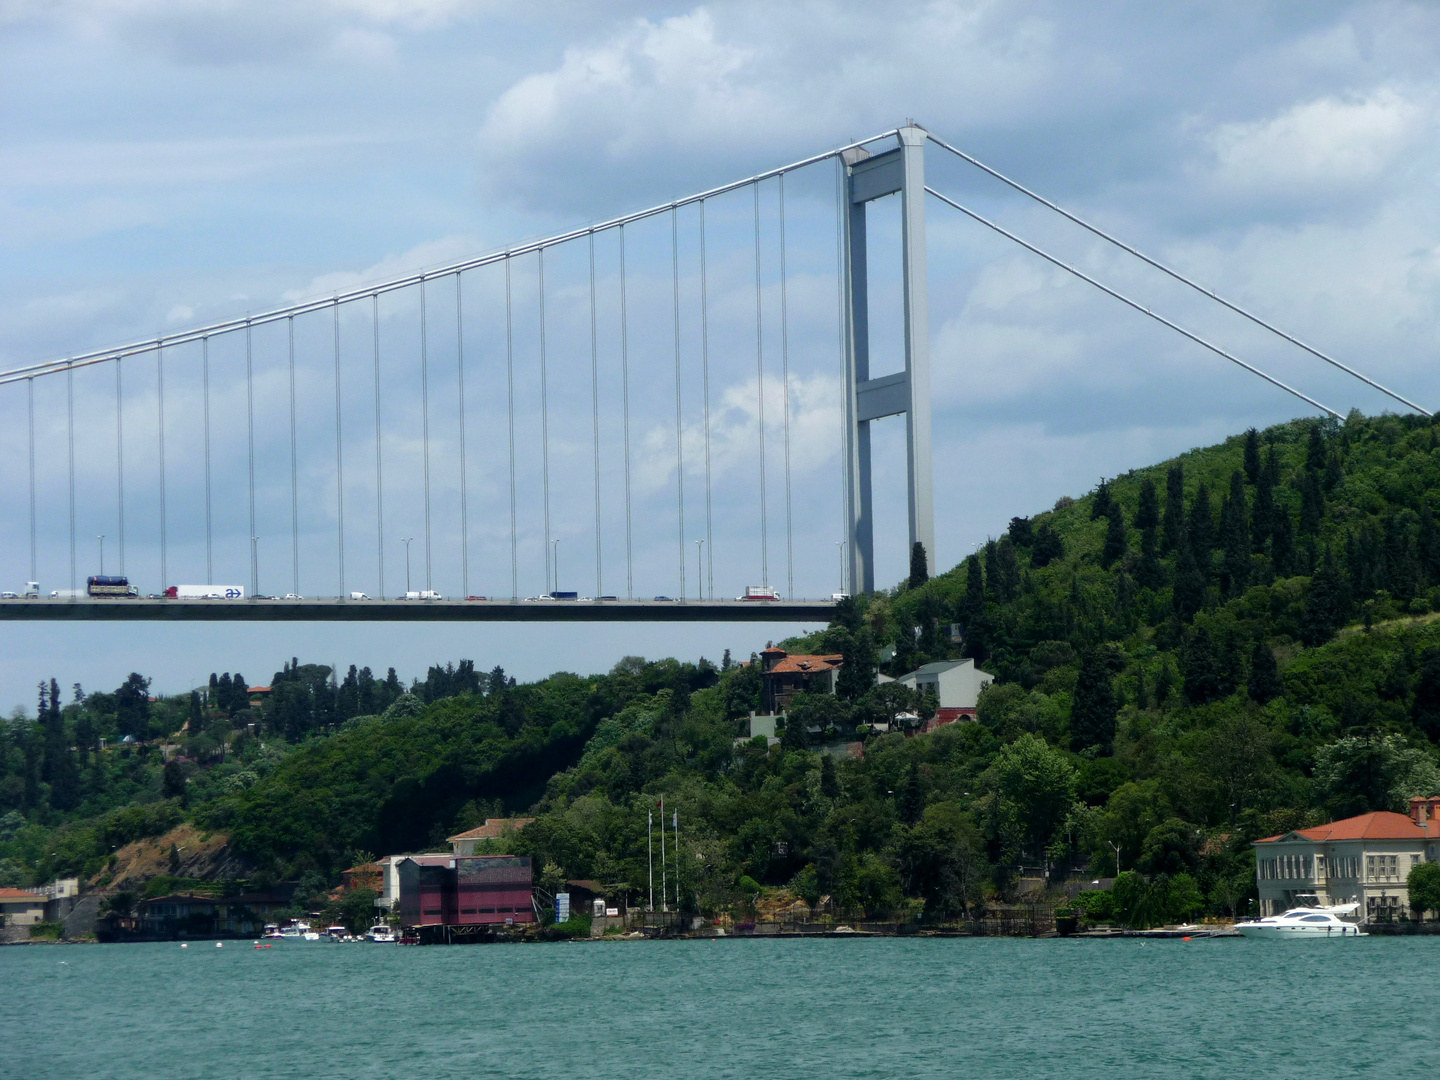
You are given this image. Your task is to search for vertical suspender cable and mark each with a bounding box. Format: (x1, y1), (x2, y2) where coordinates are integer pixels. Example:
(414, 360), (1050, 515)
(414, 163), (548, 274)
(778, 171), (794, 600)
(420, 278), (432, 592)
(115, 362), (124, 576)
(334, 299), (345, 598)
(699, 201), (714, 599)
(156, 345), (165, 591)
(620, 225), (634, 598)
(372, 294), (385, 599)
(67, 367), (75, 592)
(246, 321), (256, 597)
(456, 273), (469, 599)
(288, 316), (299, 596)
(753, 182), (768, 588)
(538, 249), (551, 594)
(202, 338), (212, 583)
(505, 258), (518, 600)
(672, 207), (686, 599)
(834, 158), (850, 595)
(28, 378), (37, 584)
(589, 232), (602, 598)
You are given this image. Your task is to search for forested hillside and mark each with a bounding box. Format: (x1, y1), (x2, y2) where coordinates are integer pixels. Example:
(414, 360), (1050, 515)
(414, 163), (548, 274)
(4, 411), (1440, 927)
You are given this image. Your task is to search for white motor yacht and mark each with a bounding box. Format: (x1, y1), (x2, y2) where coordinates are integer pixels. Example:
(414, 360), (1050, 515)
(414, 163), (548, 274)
(1236, 904), (1364, 938)
(366, 922), (397, 943)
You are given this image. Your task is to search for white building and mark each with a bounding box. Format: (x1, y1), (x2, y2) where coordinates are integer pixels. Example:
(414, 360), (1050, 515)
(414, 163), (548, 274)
(892, 659), (993, 728)
(0, 887), (46, 926)
(1254, 796), (1440, 920)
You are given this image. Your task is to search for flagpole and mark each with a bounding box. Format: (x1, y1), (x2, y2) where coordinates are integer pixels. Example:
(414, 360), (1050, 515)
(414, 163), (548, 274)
(673, 808), (680, 912)
(660, 797), (668, 914)
(647, 809), (654, 913)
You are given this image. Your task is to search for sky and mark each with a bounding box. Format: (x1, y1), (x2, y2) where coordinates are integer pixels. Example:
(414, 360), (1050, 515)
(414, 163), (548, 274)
(3, 0), (1440, 711)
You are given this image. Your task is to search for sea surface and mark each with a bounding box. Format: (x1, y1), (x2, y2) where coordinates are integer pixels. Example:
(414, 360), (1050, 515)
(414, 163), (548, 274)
(3, 935), (1435, 1079)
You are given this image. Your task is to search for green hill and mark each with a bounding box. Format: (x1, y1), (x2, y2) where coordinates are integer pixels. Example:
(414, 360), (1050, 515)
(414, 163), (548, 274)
(4, 411), (1440, 927)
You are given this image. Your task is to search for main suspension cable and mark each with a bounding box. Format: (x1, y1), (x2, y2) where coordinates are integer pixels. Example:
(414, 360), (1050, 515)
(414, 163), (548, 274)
(834, 158), (849, 596)
(245, 321), (256, 596)
(926, 185), (1340, 418)
(926, 133), (1428, 416)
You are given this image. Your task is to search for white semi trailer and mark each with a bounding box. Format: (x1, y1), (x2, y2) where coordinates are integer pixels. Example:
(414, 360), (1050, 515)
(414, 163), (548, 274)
(164, 585), (247, 599)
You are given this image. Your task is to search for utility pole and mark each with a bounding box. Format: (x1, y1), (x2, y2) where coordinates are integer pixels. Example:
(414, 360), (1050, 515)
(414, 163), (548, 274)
(648, 809), (654, 913)
(660, 797), (668, 914)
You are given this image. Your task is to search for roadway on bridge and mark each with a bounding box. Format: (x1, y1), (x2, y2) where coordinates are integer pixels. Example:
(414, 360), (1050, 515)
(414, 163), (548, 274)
(0, 598), (836, 623)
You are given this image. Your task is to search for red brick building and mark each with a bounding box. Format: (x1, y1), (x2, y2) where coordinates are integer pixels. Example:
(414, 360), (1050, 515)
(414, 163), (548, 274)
(397, 855), (534, 931)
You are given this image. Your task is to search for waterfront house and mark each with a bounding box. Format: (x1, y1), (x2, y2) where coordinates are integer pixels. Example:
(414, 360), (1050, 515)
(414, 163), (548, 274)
(0, 887), (46, 927)
(447, 818), (536, 856)
(396, 855), (534, 929)
(135, 889), (293, 937)
(1253, 796), (1440, 920)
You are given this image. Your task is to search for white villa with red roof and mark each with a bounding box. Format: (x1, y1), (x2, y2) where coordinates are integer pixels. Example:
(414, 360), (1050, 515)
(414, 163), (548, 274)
(1254, 796), (1440, 920)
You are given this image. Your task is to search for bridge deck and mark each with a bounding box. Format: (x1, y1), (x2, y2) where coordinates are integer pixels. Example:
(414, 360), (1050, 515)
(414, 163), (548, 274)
(0, 598), (835, 623)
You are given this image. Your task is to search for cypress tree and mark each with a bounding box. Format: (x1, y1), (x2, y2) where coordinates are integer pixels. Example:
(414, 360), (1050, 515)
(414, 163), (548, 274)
(1102, 502), (1127, 568)
(1136, 525), (1163, 589)
(820, 754), (841, 799)
(1299, 469), (1324, 535)
(1248, 639), (1283, 704)
(995, 536), (1022, 602)
(1189, 482), (1215, 558)
(1251, 470), (1275, 553)
(1031, 524), (1064, 568)
(1091, 479), (1113, 521)
(1173, 539), (1206, 620)
(1220, 471), (1250, 598)
(898, 760), (925, 824)
(1181, 627), (1225, 705)
(1135, 478), (1160, 530)
(1162, 465), (1185, 552)
(909, 541), (929, 589)
(964, 553), (985, 616)
(1413, 649), (1440, 741)
(1008, 516), (1034, 547)
(1243, 428), (1261, 485)
(1071, 648), (1119, 751)
(1306, 423), (1326, 471)
(188, 691), (204, 736)
(984, 540), (1001, 602)
(1300, 548), (1350, 646)
(1272, 507), (1296, 577)
(1420, 510), (1440, 586)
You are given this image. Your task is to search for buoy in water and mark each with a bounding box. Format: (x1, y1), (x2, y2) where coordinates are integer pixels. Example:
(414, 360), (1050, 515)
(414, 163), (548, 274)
(180, 943), (188, 948)
(216, 942), (223, 948)
(1182, 936), (1192, 942)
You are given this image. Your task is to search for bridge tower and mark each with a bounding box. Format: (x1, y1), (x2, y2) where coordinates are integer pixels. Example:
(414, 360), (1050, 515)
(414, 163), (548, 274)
(841, 124), (934, 595)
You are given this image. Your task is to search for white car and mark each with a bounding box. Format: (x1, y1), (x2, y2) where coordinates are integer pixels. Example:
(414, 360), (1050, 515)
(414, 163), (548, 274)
(349, 592), (371, 600)
(283, 593), (304, 600)
(0, 591), (17, 599)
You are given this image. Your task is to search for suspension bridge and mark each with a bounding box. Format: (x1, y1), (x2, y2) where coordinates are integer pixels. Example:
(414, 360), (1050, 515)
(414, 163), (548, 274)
(0, 123), (1428, 623)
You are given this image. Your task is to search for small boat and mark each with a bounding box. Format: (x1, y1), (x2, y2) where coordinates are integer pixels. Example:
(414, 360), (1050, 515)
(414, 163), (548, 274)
(262, 924), (284, 939)
(326, 925), (349, 941)
(1236, 904), (1365, 939)
(366, 922), (397, 943)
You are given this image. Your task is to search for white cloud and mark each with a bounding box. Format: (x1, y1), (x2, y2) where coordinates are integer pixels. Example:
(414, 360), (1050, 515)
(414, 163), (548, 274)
(1202, 88), (1425, 193)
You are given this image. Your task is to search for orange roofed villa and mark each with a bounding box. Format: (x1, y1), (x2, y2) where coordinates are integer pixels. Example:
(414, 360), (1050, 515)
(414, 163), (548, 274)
(1254, 796), (1440, 921)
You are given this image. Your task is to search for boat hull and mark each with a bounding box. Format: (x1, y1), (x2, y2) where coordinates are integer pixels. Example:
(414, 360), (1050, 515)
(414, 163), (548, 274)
(1236, 923), (1364, 939)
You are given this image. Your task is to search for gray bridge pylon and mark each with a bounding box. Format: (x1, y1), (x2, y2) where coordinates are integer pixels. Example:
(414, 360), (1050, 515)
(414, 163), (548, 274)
(841, 125), (934, 596)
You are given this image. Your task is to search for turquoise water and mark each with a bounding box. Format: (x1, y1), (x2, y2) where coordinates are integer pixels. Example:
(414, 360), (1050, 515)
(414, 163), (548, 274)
(3, 936), (1435, 1078)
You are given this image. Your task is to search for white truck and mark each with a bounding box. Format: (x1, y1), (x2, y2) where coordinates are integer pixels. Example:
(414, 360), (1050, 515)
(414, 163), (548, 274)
(165, 585), (246, 599)
(404, 590), (444, 600)
(739, 585), (778, 601)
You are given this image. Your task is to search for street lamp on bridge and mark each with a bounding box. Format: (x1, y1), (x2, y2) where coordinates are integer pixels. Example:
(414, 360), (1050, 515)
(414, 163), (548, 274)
(97, 535), (105, 576)
(401, 537), (415, 595)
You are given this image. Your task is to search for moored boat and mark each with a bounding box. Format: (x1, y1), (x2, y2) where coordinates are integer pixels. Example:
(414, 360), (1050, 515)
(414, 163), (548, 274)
(1236, 904), (1364, 938)
(366, 922), (397, 943)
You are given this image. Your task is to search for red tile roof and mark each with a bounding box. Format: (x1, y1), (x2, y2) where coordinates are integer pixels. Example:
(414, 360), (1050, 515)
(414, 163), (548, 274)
(0, 887), (42, 902)
(768, 654), (843, 675)
(1257, 811), (1440, 844)
(447, 817), (535, 842)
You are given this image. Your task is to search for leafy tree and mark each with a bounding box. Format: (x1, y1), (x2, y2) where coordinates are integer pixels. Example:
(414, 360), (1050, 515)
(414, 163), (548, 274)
(985, 733), (1075, 863)
(1313, 734), (1440, 817)
(1248, 639), (1283, 705)
(1007, 516), (1034, 547)
(115, 673), (152, 740)
(1300, 549), (1350, 647)
(1137, 818), (1201, 876)
(1409, 861), (1440, 918)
